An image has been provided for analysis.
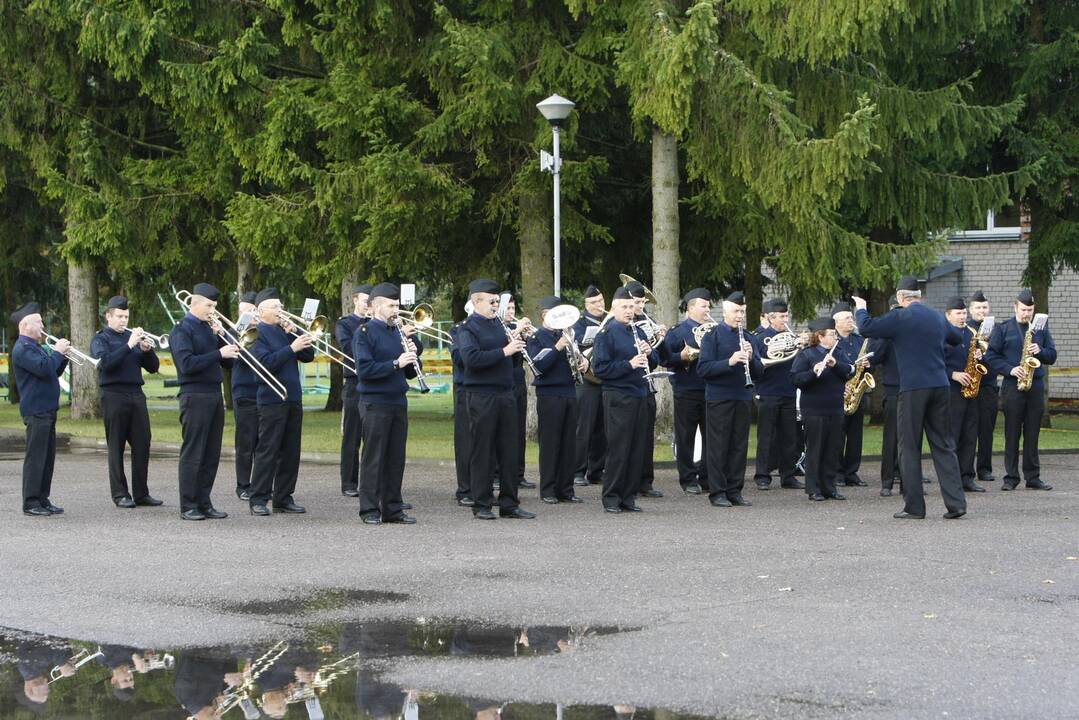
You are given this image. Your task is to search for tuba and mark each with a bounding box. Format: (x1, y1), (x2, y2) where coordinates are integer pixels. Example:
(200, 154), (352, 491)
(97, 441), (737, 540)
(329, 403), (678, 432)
(843, 338), (875, 415)
(1017, 313), (1048, 392)
(960, 317), (993, 399)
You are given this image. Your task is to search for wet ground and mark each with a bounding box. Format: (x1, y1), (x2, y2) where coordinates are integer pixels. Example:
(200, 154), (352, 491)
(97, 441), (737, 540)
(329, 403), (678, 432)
(0, 438), (1076, 719)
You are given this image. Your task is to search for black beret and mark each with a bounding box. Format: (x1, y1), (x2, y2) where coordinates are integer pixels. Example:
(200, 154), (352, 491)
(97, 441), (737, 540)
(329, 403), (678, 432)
(468, 278), (500, 295)
(830, 301), (852, 315)
(725, 291), (745, 305)
(1016, 288), (1035, 306)
(612, 286), (633, 301)
(370, 282), (399, 300)
(240, 291), (258, 305)
(254, 287), (280, 306)
(584, 284), (602, 299)
(112, 686), (134, 702)
(106, 295), (128, 310)
(192, 282), (220, 301)
(763, 298), (788, 313)
(808, 317), (836, 332)
(969, 290), (987, 303)
(625, 281), (646, 299)
(539, 295), (562, 311)
(896, 275), (919, 292)
(945, 296), (967, 311)
(9, 302), (41, 325)
(353, 284), (373, 296)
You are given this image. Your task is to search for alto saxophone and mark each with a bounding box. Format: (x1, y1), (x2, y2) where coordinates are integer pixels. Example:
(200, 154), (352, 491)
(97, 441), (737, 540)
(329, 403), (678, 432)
(1016, 319), (1044, 392)
(960, 331), (989, 399)
(843, 338), (875, 415)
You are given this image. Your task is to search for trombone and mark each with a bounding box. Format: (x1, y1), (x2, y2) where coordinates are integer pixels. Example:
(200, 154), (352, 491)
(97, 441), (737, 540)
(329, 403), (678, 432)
(43, 332), (99, 368)
(276, 308), (355, 371)
(397, 303), (454, 345)
(174, 290), (287, 401)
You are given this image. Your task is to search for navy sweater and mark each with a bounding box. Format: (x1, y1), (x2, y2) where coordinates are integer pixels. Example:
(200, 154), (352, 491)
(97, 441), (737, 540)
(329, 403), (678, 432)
(353, 318), (423, 406)
(230, 359), (260, 401)
(663, 319), (705, 394)
(251, 323), (316, 405)
(790, 345), (854, 416)
(592, 320), (664, 398)
(572, 311), (606, 348)
(335, 314), (365, 381)
(855, 303), (963, 392)
(527, 327), (576, 398)
(11, 336), (67, 416)
(870, 338), (900, 396)
(457, 313), (515, 394)
(753, 326), (797, 398)
(169, 314), (233, 394)
(449, 323), (464, 387)
(91, 328), (159, 392)
(984, 317), (1056, 391)
(696, 321), (764, 402)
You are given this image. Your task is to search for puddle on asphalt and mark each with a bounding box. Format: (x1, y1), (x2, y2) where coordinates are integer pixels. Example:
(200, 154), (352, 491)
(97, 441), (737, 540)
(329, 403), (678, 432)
(219, 589), (412, 616)
(0, 621), (711, 719)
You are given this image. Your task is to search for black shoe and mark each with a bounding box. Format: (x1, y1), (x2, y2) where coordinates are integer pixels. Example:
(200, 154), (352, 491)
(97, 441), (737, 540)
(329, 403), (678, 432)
(809, 493), (826, 502)
(1026, 480), (1053, 490)
(457, 497), (475, 507)
(236, 488), (250, 500)
(342, 488), (360, 497)
(473, 509), (497, 520)
(573, 476), (588, 487)
(23, 507), (52, 517)
(181, 509), (206, 521)
(43, 502), (63, 514)
(622, 504), (643, 512)
(943, 510), (966, 519)
(499, 508), (536, 519)
(202, 507), (228, 519)
(755, 482), (771, 491)
(401, 502), (414, 510)
(710, 497), (733, 508)
(964, 483), (986, 493)
(729, 495), (752, 507)
(1001, 481), (1019, 491)
(384, 514), (416, 524)
(880, 488), (893, 497)
(541, 496), (560, 504)
(827, 492), (846, 501)
(561, 496), (583, 503)
(979, 473), (996, 482)
(115, 497), (136, 509)
(273, 502), (306, 513)
(893, 511), (925, 520)
(639, 488), (663, 498)
(361, 514), (382, 525)
(588, 476), (603, 485)
(518, 480), (537, 489)
(604, 506), (623, 514)
(683, 483), (702, 495)
(844, 478), (868, 487)
(781, 481), (806, 490)
(135, 496), (163, 507)
(249, 504), (271, 516)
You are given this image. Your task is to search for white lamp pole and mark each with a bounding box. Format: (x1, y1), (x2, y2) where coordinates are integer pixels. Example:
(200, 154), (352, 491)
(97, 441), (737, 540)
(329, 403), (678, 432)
(537, 94), (575, 296)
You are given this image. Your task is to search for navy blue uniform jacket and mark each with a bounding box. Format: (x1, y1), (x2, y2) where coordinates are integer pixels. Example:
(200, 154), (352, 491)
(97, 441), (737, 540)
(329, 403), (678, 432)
(457, 313), (515, 394)
(790, 345), (854, 416)
(696, 321), (763, 402)
(663, 319), (705, 394)
(353, 318), (423, 406)
(854, 303), (963, 392)
(753, 326), (797, 398)
(984, 317), (1056, 391)
(11, 336), (68, 416)
(168, 314), (234, 394)
(527, 327), (576, 398)
(251, 323), (316, 405)
(91, 328), (160, 391)
(592, 320), (666, 398)
(335, 314), (365, 381)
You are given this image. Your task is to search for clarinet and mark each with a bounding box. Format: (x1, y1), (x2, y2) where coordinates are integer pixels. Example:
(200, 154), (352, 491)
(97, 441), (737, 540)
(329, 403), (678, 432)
(738, 323), (754, 388)
(395, 319), (430, 393)
(634, 325), (657, 394)
(501, 318), (541, 376)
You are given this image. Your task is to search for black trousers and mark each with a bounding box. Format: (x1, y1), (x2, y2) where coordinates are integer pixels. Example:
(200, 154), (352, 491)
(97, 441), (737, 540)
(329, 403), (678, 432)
(340, 380), (362, 492)
(513, 383), (527, 483)
(897, 388), (966, 517)
(673, 391), (707, 489)
(100, 390), (152, 501)
(358, 402), (408, 520)
(840, 404), (865, 483)
(704, 399), (751, 502)
(21, 411), (57, 511)
(601, 390), (648, 509)
(466, 391), (519, 513)
(1001, 383), (1046, 485)
(754, 395), (797, 487)
(249, 401), (303, 507)
(639, 393), (656, 491)
(803, 414), (843, 497)
(976, 384), (999, 479)
(537, 395), (578, 500)
(574, 382), (606, 482)
(178, 393), (225, 513)
(949, 391), (979, 487)
(881, 391), (901, 491)
(233, 398), (259, 494)
(453, 386), (471, 500)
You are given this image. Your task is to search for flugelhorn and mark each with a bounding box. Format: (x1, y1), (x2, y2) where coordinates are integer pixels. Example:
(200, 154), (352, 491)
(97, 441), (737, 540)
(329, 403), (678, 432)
(43, 332), (99, 368)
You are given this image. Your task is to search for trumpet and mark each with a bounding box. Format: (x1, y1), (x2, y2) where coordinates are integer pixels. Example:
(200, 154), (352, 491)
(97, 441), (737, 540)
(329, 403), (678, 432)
(276, 308), (356, 372)
(43, 332), (99, 368)
(398, 303), (454, 345)
(49, 647), (104, 684)
(132, 329), (170, 349)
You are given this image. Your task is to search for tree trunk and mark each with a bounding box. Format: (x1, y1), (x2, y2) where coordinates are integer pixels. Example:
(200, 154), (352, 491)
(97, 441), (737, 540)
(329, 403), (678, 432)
(236, 250), (256, 298)
(518, 186), (551, 441)
(67, 257), (100, 419)
(744, 245), (763, 330)
(651, 127), (680, 439)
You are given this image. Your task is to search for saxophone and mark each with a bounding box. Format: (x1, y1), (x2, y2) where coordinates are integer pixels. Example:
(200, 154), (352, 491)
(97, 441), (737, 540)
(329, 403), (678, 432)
(843, 338), (875, 415)
(1016, 316), (1046, 392)
(960, 328), (990, 400)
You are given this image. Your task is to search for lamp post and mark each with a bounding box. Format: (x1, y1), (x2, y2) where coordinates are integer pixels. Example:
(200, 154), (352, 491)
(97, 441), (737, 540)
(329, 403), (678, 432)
(537, 94), (575, 296)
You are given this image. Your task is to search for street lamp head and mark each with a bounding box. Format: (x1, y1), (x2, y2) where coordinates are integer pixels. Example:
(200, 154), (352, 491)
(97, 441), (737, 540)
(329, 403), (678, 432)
(537, 94), (575, 127)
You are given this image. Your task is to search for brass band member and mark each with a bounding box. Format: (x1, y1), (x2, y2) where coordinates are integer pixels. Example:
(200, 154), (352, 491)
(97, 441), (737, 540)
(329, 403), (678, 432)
(247, 288), (316, 516)
(503, 294), (536, 489)
(528, 295), (586, 504)
(966, 290), (998, 482)
(984, 289), (1056, 491)
(592, 286), (665, 513)
(450, 315), (473, 506)
(169, 283), (240, 521)
(853, 277), (967, 520)
(697, 291), (762, 508)
(336, 283), (371, 497)
(875, 300), (902, 497)
(753, 297), (803, 491)
(662, 288), (712, 495)
(831, 301), (868, 487)
(626, 280), (666, 498)
(353, 282), (420, 524)
(790, 317), (853, 501)
(90, 295), (162, 508)
(457, 279), (536, 520)
(943, 297), (986, 493)
(231, 291), (259, 501)
(572, 284), (607, 487)
(10, 302), (68, 517)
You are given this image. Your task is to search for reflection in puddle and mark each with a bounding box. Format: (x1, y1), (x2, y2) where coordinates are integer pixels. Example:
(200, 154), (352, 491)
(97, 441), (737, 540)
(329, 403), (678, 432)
(0, 621), (708, 719)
